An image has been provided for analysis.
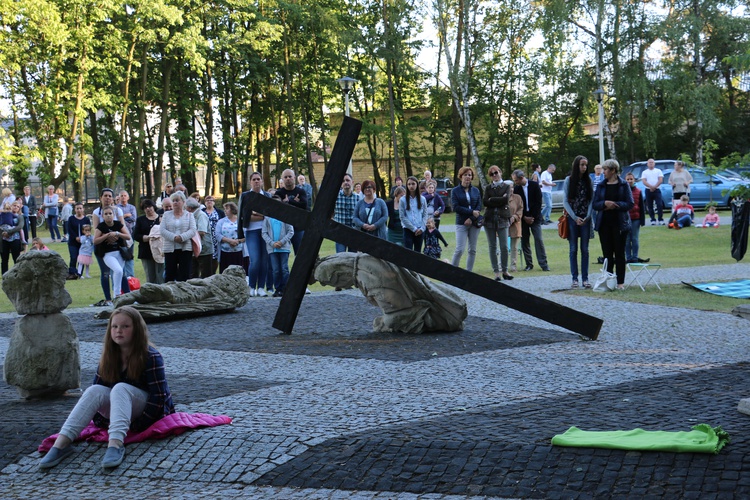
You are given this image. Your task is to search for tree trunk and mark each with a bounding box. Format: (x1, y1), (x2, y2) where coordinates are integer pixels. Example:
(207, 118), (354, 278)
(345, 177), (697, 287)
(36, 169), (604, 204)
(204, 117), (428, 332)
(155, 58), (175, 196)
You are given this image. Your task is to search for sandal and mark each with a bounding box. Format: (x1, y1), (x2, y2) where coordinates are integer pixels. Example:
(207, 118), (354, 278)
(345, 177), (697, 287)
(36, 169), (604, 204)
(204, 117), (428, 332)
(582, 281), (592, 289)
(571, 281), (579, 289)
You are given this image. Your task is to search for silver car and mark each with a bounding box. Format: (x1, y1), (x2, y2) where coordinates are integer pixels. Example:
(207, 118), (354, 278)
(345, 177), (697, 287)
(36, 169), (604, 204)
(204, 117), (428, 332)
(550, 179), (566, 209)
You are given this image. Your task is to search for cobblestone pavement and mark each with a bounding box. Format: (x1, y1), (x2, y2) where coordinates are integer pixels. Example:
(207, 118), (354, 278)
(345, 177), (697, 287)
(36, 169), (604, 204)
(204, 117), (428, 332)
(1, 263), (750, 499)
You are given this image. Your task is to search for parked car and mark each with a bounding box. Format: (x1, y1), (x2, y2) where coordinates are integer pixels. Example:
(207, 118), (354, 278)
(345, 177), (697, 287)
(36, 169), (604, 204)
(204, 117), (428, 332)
(635, 167), (749, 209)
(434, 177), (453, 213)
(550, 179), (566, 209)
(622, 159), (679, 181)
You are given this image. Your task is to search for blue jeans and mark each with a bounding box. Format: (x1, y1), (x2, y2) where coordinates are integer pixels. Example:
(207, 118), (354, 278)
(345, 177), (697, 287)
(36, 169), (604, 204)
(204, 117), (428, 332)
(568, 217), (591, 283)
(67, 244), (80, 275)
(48, 215), (61, 240)
(677, 215), (692, 227)
(246, 229), (268, 289)
(290, 229), (304, 254)
(625, 222), (640, 261)
(542, 192), (553, 222)
(644, 188), (663, 222)
(335, 242), (350, 253)
(269, 251), (290, 292)
(403, 228), (423, 253)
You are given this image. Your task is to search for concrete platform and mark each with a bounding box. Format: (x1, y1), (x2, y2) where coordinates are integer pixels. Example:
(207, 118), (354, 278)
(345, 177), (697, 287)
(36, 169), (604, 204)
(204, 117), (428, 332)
(2, 263), (750, 499)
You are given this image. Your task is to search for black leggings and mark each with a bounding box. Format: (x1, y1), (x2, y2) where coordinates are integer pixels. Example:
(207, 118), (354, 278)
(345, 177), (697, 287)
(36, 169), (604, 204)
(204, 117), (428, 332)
(1, 239), (21, 274)
(598, 223), (628, 285)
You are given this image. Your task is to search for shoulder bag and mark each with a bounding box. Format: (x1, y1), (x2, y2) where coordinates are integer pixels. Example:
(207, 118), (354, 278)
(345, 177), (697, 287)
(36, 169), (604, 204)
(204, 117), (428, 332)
(558, 212), (569, 239)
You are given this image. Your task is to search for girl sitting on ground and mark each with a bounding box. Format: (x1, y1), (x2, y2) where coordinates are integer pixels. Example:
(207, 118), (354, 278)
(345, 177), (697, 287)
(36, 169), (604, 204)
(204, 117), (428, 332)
(39, 306), (174, 470)
(30, 237), (50, 251)
(701, 205), (720, 228)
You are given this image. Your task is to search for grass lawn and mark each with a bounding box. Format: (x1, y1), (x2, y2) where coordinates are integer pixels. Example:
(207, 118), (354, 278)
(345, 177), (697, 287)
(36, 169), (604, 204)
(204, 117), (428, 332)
(0, 218), (744, 314)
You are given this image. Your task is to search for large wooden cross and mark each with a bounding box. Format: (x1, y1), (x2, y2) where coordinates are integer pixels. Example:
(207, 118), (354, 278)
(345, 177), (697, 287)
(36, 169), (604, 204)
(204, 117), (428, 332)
(243, 117), (603, 340)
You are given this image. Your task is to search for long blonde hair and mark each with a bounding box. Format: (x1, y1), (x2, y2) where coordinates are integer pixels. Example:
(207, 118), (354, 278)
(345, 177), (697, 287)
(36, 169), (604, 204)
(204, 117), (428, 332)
(98, 306), (152, 384)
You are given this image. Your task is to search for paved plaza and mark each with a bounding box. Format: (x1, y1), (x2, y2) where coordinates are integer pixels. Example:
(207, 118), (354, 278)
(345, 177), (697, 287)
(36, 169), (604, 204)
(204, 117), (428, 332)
(1, 262), (750, 499)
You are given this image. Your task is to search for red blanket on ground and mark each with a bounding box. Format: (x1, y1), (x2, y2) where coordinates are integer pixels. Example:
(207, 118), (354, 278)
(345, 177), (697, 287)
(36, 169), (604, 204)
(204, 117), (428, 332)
(38, 412), (232, 452)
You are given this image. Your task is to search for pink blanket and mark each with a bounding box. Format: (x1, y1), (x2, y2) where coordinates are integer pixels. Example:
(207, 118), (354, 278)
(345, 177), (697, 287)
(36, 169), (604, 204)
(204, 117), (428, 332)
(39, 412), (232, 452)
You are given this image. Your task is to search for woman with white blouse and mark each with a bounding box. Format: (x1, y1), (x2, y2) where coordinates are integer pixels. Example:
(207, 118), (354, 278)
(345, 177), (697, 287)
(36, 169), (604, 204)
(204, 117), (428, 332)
(160, 192), (197, 282)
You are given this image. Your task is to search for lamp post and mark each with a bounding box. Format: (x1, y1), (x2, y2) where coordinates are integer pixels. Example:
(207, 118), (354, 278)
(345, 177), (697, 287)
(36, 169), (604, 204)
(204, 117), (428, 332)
(337, 77), (358, 176)
(593, 88), (605, 166)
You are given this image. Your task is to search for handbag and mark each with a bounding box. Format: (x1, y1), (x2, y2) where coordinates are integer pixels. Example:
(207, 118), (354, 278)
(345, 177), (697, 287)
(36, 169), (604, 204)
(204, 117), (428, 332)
(191, 232), (202, 258)
(472, 215), (485, 228)
(127, 276), (141, 291)
(118, 244), (134, 261)
(592, 258), (617, 292)
(558, 212), (569, 239)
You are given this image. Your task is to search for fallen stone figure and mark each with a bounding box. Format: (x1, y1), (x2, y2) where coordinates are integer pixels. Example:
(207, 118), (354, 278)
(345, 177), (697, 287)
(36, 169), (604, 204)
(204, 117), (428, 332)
(95, 265), (250, 320)
(312, 252), (467, 333)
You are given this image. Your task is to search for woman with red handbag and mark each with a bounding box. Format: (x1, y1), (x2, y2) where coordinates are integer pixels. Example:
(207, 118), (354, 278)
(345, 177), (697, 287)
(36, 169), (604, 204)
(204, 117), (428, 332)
(563, 156), (594, 289)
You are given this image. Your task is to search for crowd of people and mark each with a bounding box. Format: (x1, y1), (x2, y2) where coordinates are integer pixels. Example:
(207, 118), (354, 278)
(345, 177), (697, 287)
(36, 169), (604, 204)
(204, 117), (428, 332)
(1, 159), (718, 304)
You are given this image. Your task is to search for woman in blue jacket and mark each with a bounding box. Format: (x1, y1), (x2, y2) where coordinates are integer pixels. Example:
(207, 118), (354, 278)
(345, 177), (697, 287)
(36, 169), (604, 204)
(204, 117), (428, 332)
(451, 166), (482, 271)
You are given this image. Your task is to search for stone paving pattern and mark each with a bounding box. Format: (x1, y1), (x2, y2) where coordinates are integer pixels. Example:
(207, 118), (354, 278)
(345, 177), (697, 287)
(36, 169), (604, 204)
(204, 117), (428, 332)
(1, 262), (750, 499)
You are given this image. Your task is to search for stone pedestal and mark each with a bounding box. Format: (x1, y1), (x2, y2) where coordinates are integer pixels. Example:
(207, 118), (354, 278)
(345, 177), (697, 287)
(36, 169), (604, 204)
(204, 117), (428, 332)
(2, 251), (80, 398)
(4, 314), (80, 398)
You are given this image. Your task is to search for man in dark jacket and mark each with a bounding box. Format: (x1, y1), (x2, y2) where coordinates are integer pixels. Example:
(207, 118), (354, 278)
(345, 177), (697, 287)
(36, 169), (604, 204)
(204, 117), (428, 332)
(512, 169), (549, 271)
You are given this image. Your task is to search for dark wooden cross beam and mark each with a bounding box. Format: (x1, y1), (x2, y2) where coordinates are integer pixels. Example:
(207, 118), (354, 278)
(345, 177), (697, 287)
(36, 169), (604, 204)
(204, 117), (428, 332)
(244, 116), (603, 340)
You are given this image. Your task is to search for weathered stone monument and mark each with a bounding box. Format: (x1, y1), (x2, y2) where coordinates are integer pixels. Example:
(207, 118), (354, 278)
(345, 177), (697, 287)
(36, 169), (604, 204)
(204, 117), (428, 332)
(2, 251), (80, 398)
(95, 265), (250, 321)
(313, 253), (467, 333)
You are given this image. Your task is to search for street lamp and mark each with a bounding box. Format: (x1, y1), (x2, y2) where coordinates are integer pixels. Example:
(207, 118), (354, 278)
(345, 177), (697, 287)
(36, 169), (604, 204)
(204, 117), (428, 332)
(593, 88), (605, 166)
(337, 76), (358, 175)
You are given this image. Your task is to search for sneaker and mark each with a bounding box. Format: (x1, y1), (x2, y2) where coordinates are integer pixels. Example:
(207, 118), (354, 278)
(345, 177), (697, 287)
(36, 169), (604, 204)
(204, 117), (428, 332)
(305, 287), (312, 295)
(272, 290), (283, 297)
(104, 301), (114, 307)
(91, 299), (108, 307)
(524, 265), (534, 271)
(650, 220), (656, 226)
(61, 238), (68, 243)
(256, 288), (267, 297)
(583, 281), (592, 289)
(659, 220), (666, 226)
(571, 281), (579, 289)
(510, 265), (517, 272)
(249, 288), (256, 297)
(39, 445), (75, 469)
(101, 446), (126, 468)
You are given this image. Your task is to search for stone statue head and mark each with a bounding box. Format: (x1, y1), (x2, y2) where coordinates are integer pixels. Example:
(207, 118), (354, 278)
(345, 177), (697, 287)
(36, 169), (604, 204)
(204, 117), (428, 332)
(313, 254), (356, 288)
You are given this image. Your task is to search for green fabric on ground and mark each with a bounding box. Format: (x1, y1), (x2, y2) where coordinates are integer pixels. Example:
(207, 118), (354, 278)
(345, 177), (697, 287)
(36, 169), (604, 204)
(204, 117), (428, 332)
(551, 424), (729, 454)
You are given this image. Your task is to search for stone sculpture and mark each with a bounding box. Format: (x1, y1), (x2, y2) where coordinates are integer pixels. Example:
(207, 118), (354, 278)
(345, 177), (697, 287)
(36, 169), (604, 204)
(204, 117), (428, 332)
(312, 252), (468, 333)
(95, 265), (250, 320)
(2, 251), (80, 398)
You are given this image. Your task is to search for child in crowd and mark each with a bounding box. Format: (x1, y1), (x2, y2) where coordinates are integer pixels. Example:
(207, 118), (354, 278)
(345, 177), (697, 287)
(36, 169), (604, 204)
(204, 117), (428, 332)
(668, 195), (694, 229)
(60, 197), (73, 243)
(39, 306), (174, 470)
(701, 205), (720, 228)
(30, 237), (50, 251)
(0, 201), (14, 230)
(77, 225), (94, 278)
(262, 196), (294, 298)
(423, 217), (448, 259)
